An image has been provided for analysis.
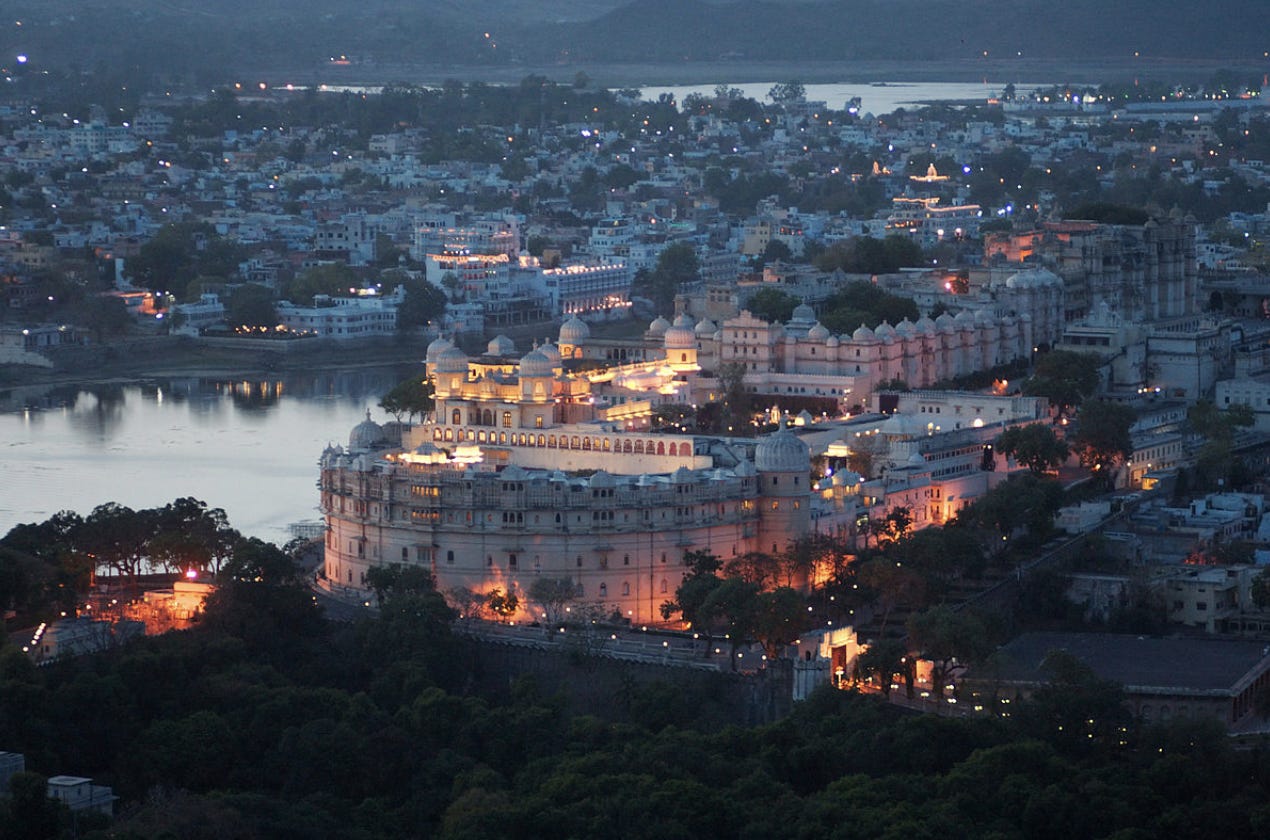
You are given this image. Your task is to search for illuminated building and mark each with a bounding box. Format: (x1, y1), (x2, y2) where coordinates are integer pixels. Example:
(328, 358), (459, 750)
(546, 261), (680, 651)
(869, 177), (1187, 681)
(320, 336), (833, 623)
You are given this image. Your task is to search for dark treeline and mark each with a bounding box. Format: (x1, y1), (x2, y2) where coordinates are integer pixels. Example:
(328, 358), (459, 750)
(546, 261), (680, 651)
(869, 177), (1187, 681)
(2, 556), (1270, 838)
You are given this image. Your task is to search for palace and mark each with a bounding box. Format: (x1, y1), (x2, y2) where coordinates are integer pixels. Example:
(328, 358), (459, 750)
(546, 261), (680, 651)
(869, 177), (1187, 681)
(320, 334), (823, 623)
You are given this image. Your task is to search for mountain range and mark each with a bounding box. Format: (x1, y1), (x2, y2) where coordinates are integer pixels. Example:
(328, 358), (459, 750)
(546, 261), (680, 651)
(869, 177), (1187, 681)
(2, 1), (1267, 82)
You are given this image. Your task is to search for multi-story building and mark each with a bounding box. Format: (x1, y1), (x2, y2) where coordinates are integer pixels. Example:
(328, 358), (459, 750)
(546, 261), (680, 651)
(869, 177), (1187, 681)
(319, 339), (822, 623)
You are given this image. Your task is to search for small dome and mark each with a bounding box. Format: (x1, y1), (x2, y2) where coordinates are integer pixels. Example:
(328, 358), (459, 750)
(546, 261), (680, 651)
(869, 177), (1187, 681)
(954, 309), (976, 327)
(648, 316), (671, 336)
(807, 322), (831, 341)
(589, 470), (617, 488)
(673, 313), (695, 328)
(559, 315), (591, 343)
(519, 348), (554, 378)
(538, 341), (562, 365)
(935, 312), (956, 331)
(487, 334), (516, 356)
(672, 466), (695, 484)
(826, 335), (839, 347)
(425, 336), (454, 364)
(852, 323), (876, 341)
(755, 424), (811, 473)
(908, 451), (927, 466)
(664, 324), (695, 350)
(916, 316), (936, 334)
(790, 302), (816, 323)
(694, 318), (717, 336)
(975, 310), (996, 326)
(895, 318), (916, 336)
(349, 410), (385, 451)
(874, 321), (896, 340)
(435, 345), (469, 374)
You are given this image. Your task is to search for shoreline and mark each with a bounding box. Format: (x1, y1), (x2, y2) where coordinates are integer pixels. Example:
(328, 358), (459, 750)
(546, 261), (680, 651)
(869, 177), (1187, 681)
(0, 334), (428, 397)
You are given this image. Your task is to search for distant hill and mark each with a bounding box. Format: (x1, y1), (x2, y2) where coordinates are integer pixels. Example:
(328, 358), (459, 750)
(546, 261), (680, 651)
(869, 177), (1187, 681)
(2, 0), (1267, 85)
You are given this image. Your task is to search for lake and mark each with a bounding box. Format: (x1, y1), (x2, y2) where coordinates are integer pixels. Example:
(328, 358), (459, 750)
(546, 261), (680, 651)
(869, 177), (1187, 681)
(0, 366), (416, 545)
(635, 81), (1051, 115)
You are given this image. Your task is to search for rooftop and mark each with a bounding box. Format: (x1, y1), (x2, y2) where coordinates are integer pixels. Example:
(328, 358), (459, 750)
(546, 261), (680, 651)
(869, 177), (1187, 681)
(992, 631), (1270, 694)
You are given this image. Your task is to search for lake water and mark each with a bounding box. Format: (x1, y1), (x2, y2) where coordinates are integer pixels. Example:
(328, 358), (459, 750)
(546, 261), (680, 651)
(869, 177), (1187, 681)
(635, 81), (1051, 116)
(0, 366), (415, 545)
(308, 81), (1051, 116)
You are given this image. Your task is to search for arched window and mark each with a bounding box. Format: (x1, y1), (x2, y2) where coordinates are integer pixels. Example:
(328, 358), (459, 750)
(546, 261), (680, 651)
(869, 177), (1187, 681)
(582, 437), (592, 451)
(656, 441), (665, 455)
(661, 578), (668, 594)
(668, 442), (678, 456)
(537, 434), (546, 447)
(681, 353), (687, 362)
(502, 411), (512, 427)
(548, 435), (556, 448)
(482, 409), (493, 426)
(599, 583), (607, 597)
(602, 438), (611, 452)
(621, 582), (631, 596)
(451, 409), (461, 424)
(572, 436), (582, 449)
(623, 440), (632, 453)
(634, 440), (644, 454)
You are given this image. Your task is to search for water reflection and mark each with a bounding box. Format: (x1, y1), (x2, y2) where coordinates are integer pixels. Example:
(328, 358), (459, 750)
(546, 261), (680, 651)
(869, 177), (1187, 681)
(0, 365), (415, 543)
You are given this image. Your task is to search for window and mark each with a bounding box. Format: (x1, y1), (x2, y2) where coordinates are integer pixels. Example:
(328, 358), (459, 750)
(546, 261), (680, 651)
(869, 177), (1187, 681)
(451, 409), (461, 424)
(503, 411), (512, 427)
(621, 582), (631, 596)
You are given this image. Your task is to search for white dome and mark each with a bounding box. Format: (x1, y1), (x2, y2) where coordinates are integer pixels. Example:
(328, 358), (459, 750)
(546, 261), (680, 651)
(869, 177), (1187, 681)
(915, 316), (936, 334)
(852, 323), (876, 341)
(519, 348), (554, 378)
(487, 334), (516, 356)
(694, 318), (717, 337)
(425, 336), (453, 364)
(559, 315), (591, 343)
(538, 341), (562, 365)
(807, 322), (831, 342)
(673, 313), (695, 328)
(648, 316), (671, 336)
(755, 426), (810, 473)
(895, 318), (916, 336)
(954, 309), (976, 327)
(664, 325), (695, 350)
(790, 302), (816, 323)
(349, 411), (385, 451)
(874, 321), (896, 340)
(435, 345), (469, 374)
(935, 312), (956, 332)
(589, 470), (616, 488)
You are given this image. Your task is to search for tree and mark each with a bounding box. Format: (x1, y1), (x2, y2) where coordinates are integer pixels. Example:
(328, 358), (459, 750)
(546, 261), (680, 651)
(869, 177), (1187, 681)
(638, 242), (698, 315)
(485, 587), (519, 619)
(148, 497), (237, 575)
(996, 424), (1070, 474)
(746, 287), (800, 323)
(286, 263), (358, 304)
(226, 283), (277, 328)
(906, 605), (990, 697)
(751, 586), (806, 658)
(380, 375), (434, 424)
(768, 80), (806, 105)
(365, 564), (438, 606)
(1070, 399), (1135, 481)
(73, 295), (131, 342)
(221, 536), (302, 585)
(1023, 350), (1103, 416)
(396, 278), (448, 330)
(699, 576), (762, 669)
(528, 577), (580, 626)
(857, 555), (927, 633)
(1251, 568), (1270, 609)
(857, 638), (911, 697)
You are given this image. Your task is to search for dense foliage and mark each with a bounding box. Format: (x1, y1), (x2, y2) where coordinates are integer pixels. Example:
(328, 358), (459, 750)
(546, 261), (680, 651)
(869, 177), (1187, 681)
(3, 566), (1270, 839)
